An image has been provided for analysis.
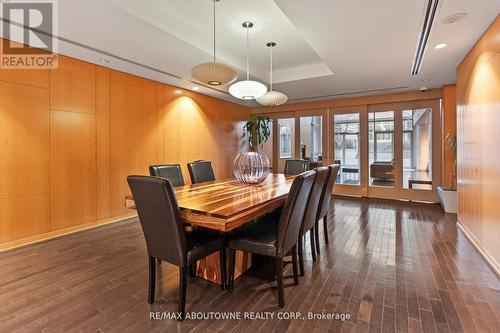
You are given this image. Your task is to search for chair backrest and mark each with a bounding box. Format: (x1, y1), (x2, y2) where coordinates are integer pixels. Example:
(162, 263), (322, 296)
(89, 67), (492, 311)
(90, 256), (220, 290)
(317, 164), (340, 220)
(149, 164), (185, 187)
(276, 170), (316, 256)
(301, 167), (330, 234)
(127, 176), (187, 266)
(187, 160), (216, 184)
(284, 159), (311, 175)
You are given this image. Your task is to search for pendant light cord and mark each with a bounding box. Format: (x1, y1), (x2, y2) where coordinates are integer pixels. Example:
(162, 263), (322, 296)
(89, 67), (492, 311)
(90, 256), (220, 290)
(246, 26), (249, 81)
(213, 0), (216, 62)
(270, 45), (273, 91)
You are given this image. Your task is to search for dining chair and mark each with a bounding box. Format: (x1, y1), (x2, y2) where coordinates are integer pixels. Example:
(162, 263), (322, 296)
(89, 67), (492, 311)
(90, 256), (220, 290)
(297, 166), (330, 276)
(149, 164), (185, 187)
(187, 160), (216, 184)
(314, 164), (340, 252)
(227, 170), (316, 307)
(284, 159), (311, 175)
(127, 176), (226, 320)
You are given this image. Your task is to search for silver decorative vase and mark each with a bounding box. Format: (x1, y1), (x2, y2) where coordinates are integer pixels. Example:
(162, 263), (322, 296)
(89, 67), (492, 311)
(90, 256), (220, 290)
(233, 151), (270, 184)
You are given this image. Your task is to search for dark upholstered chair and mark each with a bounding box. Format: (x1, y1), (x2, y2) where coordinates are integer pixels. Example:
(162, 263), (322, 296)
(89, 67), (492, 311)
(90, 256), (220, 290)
(127, 176), (226, 320)
(297, 166), (330, 276)
(149, 164), (185, 187)
(227, 170), (316, 307)
(315, 164), (340, 251)
(284, 159), (310, 175)
(187, 160), (216, 184)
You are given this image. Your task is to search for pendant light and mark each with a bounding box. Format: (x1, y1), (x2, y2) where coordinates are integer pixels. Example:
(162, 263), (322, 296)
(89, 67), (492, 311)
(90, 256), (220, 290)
(229, 22), (267, 100)
(191, 0), (237, 86)
(256, 42), (288, 106)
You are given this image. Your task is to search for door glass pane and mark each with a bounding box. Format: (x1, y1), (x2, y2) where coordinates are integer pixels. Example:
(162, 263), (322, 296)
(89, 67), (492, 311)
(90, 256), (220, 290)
(402, 109), (432, 190)
(278, 118), (294, 159)
(278, 118), (295, 173)
(369, 111), (394, 187)
(334, 113), (360, 185)
(300, 116), (323, 161)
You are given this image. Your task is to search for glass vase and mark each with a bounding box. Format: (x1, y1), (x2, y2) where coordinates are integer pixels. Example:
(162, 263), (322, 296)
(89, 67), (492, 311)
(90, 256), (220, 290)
(233, 151), (270, 184)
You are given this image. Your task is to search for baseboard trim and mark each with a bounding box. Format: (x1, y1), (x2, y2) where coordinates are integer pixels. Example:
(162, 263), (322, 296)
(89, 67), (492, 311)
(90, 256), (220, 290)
(457, 221), (500, 277)
(0, 213), (138, 252)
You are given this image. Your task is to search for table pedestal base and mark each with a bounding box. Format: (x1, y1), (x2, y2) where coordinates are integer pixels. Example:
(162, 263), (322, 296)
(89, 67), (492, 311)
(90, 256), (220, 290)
(195, 250), (252, 285)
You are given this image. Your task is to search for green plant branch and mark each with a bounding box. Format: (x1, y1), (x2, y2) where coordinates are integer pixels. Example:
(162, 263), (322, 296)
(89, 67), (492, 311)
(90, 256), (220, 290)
(243, 115), (271, 149)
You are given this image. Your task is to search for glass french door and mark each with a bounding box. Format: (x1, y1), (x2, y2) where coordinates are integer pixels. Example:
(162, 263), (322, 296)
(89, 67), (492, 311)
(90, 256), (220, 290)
(276, 115), (295, 173)
(272, 110), (327, 174)
(367, 100), (441, 202)
(299, 115), (323, 161)
(267, 99), (440, 202)
(331, 105), (367, 196)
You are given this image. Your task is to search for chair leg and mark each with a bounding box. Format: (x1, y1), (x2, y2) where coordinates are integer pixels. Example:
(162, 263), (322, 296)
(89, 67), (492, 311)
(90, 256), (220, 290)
(178, 266), (188, 320)
(298, 235), (304, 276)
(310, 229), (316, 262)
(314, 221), (321, 255)
(190, 262), (196, 277)
(276, 257), (285, 307)
(323, 216), (329, 244)
(228, 249), (236, 292)
(148, 256), (156, 304)
(219, 249), (227, 291)
(291, 245), (299, 285)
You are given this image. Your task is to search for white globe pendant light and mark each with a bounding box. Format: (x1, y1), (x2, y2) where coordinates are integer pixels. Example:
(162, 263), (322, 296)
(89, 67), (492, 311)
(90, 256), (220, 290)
(257, 42), (288, 106)
(229, 22), (267, 100)
(191, 0), (237, 86)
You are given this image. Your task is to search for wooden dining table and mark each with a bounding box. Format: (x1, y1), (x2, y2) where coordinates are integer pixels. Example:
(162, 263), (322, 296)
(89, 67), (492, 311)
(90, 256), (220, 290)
(125, 173), (296, 284)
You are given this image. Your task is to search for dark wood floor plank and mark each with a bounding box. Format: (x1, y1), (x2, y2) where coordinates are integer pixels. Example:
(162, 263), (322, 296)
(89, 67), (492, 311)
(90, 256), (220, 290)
(430, 298), (450, 333)
(420, 309), (437, 333)
(381, 305), (396, 333)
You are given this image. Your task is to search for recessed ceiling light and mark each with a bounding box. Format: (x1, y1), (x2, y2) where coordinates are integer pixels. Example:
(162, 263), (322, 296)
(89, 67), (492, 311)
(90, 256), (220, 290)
(174, 90), (182, 94)
(99, 58), (111, 63)
(434, 43), (447, 49)
(442, 13), (467, 24)
(192, 86), (200, 91)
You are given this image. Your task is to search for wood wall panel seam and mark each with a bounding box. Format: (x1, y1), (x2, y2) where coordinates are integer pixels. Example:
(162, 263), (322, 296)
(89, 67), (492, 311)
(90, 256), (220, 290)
(46, 108), (98, 115)
(0, 79), (49, 90)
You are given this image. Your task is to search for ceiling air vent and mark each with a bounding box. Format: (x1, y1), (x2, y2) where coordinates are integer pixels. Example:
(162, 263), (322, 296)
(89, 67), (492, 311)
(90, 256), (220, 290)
(411, 0), (441, 75)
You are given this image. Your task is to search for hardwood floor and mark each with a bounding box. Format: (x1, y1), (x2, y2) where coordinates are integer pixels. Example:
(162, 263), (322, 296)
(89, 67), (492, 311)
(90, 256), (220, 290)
(0, 196), (499, 332)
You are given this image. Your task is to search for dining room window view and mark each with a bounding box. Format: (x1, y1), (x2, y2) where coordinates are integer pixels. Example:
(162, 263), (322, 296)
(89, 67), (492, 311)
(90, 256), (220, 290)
(1, 1), (499, 332)
(279, 118), (294, 159)
(369, 111), (395, 187)
(334, 113), (360, 185)
(300, 116), (323, 162)
(402, 108), (433, 190)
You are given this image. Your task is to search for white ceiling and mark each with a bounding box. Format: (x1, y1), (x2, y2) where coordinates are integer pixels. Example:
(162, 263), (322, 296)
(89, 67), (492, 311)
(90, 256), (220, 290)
(2, 0), (499, 106)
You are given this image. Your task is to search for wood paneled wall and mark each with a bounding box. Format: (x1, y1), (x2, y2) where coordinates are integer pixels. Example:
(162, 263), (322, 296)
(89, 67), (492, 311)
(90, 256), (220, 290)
(0, 50), (250, 248)
(441, 85), (457, 189)
(456, 15), (500, 274)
